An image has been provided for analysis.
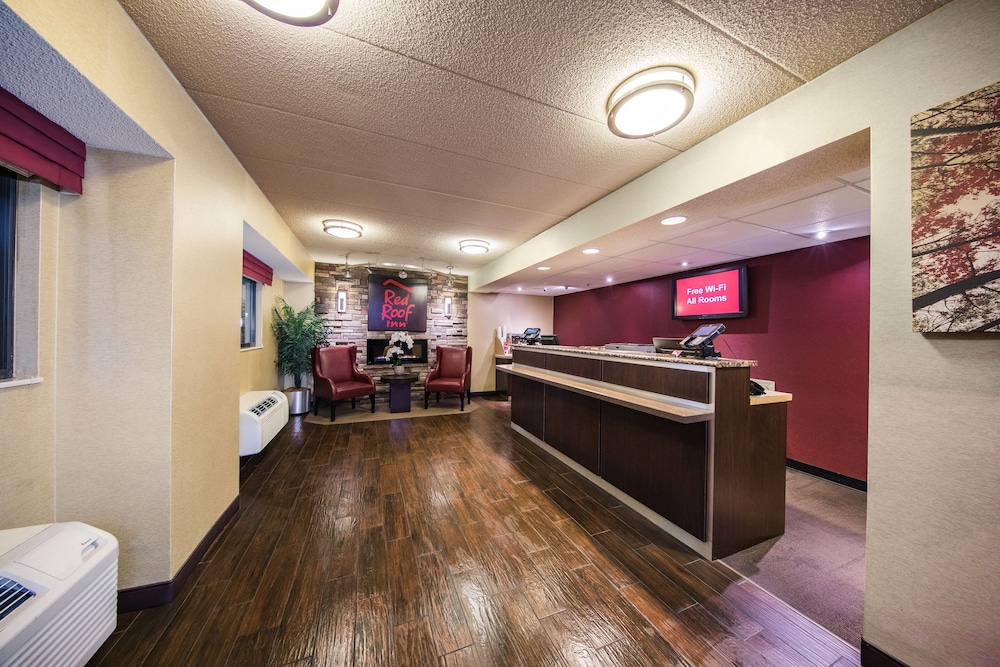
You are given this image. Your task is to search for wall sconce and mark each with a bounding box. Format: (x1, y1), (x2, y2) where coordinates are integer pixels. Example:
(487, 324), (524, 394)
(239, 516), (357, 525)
(444, 296), (453, 319)
(336, 290), (347, 313)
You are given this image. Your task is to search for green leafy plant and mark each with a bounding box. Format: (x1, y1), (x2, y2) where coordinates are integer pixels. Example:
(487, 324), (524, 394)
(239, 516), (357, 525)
(271, 297), (328, 389)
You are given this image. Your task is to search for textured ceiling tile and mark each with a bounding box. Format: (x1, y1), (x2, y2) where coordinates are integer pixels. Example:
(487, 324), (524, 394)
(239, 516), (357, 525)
(675, 0), (951, 80)
(190, 92), (612, 215)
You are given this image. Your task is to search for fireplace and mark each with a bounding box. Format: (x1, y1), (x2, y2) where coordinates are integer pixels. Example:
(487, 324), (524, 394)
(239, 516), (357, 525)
(366, 337), (429, 365)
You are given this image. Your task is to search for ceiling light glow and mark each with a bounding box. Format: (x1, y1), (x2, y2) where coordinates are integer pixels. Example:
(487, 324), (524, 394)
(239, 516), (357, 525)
(816, 230), (829, 240)
(537, 266), (551, 271)
(323, 219), (362, 238)
(661, 215), (687, 226)
(607, 66), (695, 138)
(242, 0), (338, 26)
(459, 239), (490, 254)
(582, 248), (600, 254)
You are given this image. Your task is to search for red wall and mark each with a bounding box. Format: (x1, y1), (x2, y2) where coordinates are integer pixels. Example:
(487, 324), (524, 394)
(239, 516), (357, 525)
(553, 236), (870, 481)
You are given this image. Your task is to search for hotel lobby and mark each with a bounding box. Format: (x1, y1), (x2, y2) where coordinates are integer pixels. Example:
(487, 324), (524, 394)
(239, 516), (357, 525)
(1, 1), (998, 666)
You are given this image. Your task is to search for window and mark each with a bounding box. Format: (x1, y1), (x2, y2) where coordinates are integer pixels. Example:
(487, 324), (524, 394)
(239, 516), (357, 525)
(241, 275), (260, 348)
(1, 167), (16, 379)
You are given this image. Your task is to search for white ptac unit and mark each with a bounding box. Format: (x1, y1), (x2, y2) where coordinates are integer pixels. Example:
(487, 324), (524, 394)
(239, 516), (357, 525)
(0, 522), (118, 667)
(240, 390), (289, 456)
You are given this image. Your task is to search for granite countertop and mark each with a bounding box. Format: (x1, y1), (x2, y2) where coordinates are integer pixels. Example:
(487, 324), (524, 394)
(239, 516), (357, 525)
(511, 344), (757, 368)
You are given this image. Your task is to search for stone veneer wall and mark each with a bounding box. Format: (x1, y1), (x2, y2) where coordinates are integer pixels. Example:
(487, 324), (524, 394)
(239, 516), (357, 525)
(314, 263), (469, 404)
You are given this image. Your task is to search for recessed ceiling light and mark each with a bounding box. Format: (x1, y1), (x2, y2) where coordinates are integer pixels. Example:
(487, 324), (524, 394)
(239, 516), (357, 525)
(537, 266), (551, 271)
(681, 262), (689, 267)
(816, 230), (829, 240)
(323, 219), (362, 238)
(607, 66), (695, 139)
(517, 287), (522, 291)
(242, 0), (338, 26)
(661, 216), (687, 226)
(582, 248), (600, 255)
(606, 276), (614, 283)
(459, 239), (490, 254)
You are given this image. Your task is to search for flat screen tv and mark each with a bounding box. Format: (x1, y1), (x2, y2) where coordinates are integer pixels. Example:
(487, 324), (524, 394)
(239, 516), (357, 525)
(672, 264), (748, 320)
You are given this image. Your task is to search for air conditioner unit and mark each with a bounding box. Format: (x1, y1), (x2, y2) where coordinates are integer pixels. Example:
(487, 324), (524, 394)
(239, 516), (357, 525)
(0, 522), (118, 667)
(240, 390), (290, 456)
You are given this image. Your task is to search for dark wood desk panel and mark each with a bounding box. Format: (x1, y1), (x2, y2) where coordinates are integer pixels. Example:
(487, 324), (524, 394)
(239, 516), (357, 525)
(510, 374), (545, 440)
(543, 385), (601, 474)
(603, 360), (711, 403)
(600, 403), (709, 540)
(545, 353), (603, 381)
(512, 348), (547, 369)
(711, 366), (786, 558)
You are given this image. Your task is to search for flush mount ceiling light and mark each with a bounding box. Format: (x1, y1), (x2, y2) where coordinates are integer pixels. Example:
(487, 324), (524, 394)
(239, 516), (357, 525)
(459, 239), (490, 254)
(323, 219), (362, 239)
(607, 66), (695, 139)
(242, 0), (338, 26)
(582, 248), (600, 255)
(661, 215), (688, 226)
(537, 266), (551, 271)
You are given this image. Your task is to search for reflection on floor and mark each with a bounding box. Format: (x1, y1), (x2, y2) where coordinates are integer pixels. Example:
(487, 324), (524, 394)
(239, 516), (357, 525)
(722, 469), (867, 648)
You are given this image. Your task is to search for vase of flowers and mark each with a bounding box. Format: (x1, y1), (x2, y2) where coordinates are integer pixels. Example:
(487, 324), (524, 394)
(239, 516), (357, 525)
(384, 331), (414, 374)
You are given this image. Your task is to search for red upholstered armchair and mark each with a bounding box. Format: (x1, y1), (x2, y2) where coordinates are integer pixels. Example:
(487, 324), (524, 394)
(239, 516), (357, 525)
(312, 345), (376, 422)
(424, 345), (472, 411)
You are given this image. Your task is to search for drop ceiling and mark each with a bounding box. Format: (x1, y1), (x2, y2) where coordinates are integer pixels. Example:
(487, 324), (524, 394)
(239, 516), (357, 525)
(116, 0), (950, 292)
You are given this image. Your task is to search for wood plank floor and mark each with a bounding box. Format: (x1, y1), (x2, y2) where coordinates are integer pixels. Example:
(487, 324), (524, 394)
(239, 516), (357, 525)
(89, 396), (861, 666)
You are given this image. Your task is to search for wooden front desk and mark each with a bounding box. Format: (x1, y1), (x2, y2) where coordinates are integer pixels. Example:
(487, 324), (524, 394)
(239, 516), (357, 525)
(498, 345), (792, 560)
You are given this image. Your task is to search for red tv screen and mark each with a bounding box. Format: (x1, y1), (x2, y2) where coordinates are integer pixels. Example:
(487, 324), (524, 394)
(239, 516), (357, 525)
(672, 265), (748, 319)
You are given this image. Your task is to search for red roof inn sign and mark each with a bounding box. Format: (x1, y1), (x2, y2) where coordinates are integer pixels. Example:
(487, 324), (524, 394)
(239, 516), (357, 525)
(367, 276), (428, 332)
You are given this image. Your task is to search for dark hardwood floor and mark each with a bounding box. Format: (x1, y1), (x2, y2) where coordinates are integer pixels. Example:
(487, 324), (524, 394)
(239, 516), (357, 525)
(89, 396), (861, 666)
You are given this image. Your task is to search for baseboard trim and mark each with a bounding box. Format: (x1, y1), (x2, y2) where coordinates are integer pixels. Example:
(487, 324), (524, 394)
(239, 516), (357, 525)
(861, 640), (910, 667)
(117, 496), (240, 612)
(787, 459), (867, 492)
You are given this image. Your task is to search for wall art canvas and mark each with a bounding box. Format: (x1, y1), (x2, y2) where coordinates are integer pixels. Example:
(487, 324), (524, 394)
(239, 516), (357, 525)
(911, 80), (1000, 332)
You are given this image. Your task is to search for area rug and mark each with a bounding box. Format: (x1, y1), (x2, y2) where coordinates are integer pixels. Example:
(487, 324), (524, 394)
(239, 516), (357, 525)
(302, 399), (478, 425)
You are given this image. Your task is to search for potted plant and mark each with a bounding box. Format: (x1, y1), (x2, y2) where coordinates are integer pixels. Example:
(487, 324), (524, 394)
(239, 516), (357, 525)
(271, 296), (328, 414)
(384, 331), (414, 374)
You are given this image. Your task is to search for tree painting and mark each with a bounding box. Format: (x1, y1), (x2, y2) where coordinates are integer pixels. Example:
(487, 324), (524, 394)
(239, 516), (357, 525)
(911, 80), (1000, 332)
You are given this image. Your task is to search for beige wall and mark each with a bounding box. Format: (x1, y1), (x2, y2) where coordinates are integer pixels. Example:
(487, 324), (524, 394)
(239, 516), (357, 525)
(468, 293), (553, 391)
(2, 0), (313, 587)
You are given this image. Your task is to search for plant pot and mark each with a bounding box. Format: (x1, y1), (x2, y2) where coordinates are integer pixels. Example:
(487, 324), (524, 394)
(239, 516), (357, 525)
(284, 388), (312, 415)
(393, 364), (406, 375)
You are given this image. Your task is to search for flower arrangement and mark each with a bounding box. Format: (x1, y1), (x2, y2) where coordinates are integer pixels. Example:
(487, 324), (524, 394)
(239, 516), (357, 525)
(383, 331), (414, 367)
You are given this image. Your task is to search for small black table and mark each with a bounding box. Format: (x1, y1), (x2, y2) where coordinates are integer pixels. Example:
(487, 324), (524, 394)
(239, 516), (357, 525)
(382, 372), (419, 413)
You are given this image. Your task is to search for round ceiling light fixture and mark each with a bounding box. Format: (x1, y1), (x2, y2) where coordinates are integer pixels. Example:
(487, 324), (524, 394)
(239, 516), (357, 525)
(582, 248), (600, 255)
(661, 215), (688, 226)
(323, 219), (362, 239)
(242, 0), (338, 26)
(459, 239), (490, 254)
(607, 66), (695, 139)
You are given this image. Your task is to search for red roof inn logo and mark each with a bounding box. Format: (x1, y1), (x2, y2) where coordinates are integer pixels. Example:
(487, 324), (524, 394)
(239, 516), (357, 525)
(367, 276), (428, 331)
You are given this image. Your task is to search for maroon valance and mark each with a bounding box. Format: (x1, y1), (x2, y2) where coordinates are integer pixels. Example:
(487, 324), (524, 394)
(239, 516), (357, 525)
(243, 251), (273, 286)
(0, 87), (86, 195)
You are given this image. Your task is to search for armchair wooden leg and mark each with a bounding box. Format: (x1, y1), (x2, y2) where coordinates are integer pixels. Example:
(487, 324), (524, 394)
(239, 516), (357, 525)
(425, 392), (429, 409)
(351, 397), (356, 408)
(369, 394), (375, 413)
(313, 398), (319, 415)
(330, 401), (336, 422)
(436, 392), (441, 404)
(460, 394), (464, 411)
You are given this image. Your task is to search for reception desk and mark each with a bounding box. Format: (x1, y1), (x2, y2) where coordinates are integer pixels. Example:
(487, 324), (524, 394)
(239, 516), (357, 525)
(498, 345), (792, 560)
